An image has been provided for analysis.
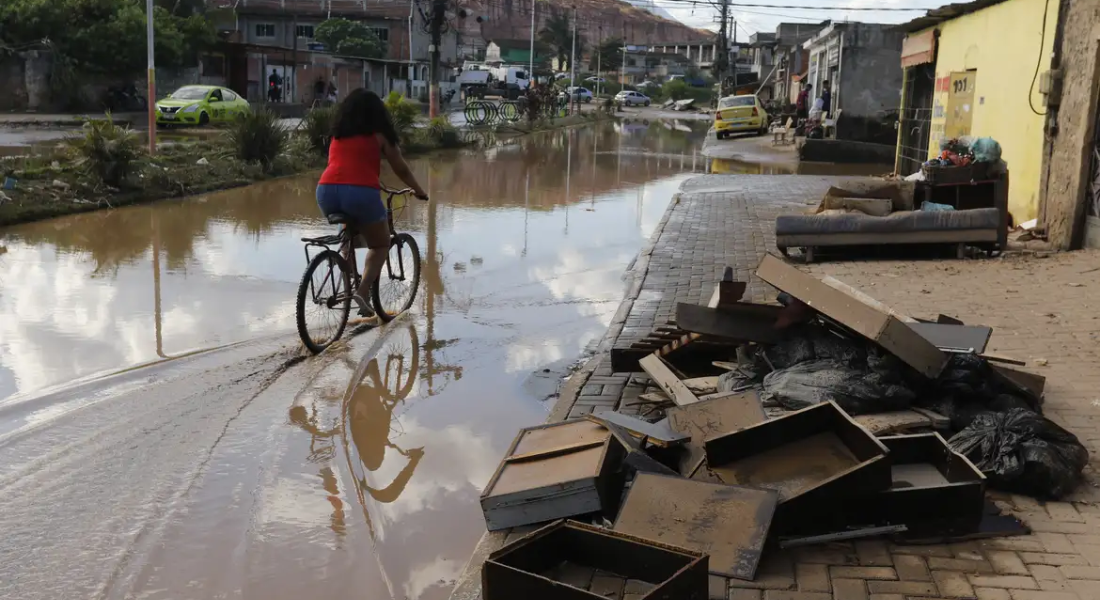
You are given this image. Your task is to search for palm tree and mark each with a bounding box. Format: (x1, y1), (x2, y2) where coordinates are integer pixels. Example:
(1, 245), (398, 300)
(539, 11), (586, 73)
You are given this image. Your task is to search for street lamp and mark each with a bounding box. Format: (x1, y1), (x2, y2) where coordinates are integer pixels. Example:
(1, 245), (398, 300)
(145, 0), (156, 154)
(569, 5), (576, 113)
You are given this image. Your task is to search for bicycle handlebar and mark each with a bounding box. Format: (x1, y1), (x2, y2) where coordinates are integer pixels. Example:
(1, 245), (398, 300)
(380, 184), (428, 200)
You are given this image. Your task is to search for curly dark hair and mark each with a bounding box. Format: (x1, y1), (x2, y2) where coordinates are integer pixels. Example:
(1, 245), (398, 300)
(331, 88), (399, 146)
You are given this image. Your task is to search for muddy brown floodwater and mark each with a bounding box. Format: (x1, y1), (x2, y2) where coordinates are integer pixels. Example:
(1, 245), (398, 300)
(0, 120), (722, 600)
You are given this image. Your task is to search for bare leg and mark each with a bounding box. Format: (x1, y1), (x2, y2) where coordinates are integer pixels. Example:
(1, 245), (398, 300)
(356, 220), (392, 299)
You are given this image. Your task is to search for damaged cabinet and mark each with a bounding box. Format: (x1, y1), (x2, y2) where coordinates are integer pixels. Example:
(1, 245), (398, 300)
(481, 420), (626, 531)
(483, 520), (708, 600)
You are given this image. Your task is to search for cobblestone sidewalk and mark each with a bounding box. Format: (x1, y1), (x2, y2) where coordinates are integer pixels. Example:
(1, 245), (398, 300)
(453, 175), (1100, 600)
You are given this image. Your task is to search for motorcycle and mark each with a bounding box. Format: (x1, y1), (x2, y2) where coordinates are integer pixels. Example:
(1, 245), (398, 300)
(104, 84), (147, 112)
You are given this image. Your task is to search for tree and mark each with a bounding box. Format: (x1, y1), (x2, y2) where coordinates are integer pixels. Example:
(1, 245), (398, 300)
(314, 18), (386, 59)
(588, 36), (622, 71)
(0, 0), (213, 76)
(539, 11), (585, 73)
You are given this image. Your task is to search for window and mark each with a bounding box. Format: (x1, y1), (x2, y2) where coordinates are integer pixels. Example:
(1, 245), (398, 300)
(370, 27), (389, 42)
(296, 25), (314, 39)
(209, 88), (224, 102)
(255, 23), (275, 38)
(718, 96), (755, 109)
(223, 89), (238, 101)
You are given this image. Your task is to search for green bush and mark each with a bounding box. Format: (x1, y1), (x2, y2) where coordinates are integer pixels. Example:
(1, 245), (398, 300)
(65, 113), (143, 188)
(300, 105), (336, 153)
(384, 91), (420, 143)
(662, 79), (690, 101)
(426, 116), (460, 147)
(225, 108), (287, 169)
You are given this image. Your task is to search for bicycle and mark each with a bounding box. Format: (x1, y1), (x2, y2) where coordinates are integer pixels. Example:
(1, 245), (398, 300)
(295, 185), (425, 354)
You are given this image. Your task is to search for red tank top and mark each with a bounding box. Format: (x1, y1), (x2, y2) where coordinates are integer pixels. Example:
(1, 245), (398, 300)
(318, 134), (381, 188)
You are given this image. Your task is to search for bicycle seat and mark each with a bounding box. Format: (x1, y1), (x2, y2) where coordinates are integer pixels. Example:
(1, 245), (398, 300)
(327, 212), (351, 225)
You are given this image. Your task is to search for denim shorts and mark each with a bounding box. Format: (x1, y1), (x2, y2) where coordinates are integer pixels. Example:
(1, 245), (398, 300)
(316, 184), (386, 225)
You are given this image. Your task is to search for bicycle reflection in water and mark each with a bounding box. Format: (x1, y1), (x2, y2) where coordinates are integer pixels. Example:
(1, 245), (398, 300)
(288, 319), (423, 539)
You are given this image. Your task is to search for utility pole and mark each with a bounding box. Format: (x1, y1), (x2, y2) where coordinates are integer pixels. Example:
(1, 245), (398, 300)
(621, 23), (627, 87)
(569, 5), (577, 114)
(145, 0), (156, 154)
(716, 0), (729, 94)
(529, 0), (536, 81)
(429, 0), (446, 118)
(596, 25), (602, 98)
(291, 15), (298, 103)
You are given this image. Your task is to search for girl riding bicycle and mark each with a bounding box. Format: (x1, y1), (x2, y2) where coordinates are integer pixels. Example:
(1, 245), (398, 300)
(317, 89), (428, 319)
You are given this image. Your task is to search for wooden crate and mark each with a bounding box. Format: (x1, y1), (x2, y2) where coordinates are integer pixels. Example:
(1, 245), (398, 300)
(480, 420), (625, 532)
(703, 401), (891, 533)
(483, 520), (708, 600)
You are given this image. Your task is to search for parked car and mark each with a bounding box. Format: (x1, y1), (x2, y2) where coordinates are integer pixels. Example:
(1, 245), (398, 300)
(714, 94), (768, 139)
(615, 90), (651, 107)
(560, 86), (594, 103)
(635, 80), (660, 91)
(585, 76), (607, 83)
(155, 85), (250, 128)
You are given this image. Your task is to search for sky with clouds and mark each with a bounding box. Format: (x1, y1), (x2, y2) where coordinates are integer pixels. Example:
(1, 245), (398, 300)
(645, 0), (957, 36)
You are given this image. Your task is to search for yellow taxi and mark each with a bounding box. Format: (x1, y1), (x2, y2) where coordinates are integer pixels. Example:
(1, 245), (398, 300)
(714, 94), (768, 139)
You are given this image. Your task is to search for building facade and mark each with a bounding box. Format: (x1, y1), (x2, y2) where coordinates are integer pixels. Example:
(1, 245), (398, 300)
(896, 0), (1058, 223)
(803, 21), (904, 145)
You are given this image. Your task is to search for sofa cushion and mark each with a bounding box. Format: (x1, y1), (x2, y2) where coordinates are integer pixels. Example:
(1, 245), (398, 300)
(776, 208), (1001, 236)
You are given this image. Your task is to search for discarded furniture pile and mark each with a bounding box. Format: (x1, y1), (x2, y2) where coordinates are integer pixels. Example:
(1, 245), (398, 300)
(775, 177), (1008, 262)
(478, 254), (1088, 599)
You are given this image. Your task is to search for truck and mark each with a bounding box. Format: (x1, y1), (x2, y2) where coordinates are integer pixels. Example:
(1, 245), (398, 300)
(458, 63), (531, 100)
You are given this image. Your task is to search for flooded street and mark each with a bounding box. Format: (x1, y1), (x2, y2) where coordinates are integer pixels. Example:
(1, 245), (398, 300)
(0, 121), (711, 600)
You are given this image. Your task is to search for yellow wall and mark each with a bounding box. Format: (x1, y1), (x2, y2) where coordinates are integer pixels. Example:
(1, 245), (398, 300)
(920, 0), (1059, 222)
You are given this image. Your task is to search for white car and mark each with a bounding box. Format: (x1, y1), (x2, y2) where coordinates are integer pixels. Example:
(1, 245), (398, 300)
(615, 90), (651, 107)
(585, 76), (607, 83)
(562, 86), (594, 102)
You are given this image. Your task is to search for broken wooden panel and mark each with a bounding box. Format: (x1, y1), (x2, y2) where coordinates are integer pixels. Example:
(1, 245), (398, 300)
(586, 412), (690, 448)
(483, 520), (708, 600)
(613, 473), (778, 581)
(755, 254), (947, 378)
(481, 420), (626, 531)
(853, 410), (933, 435)
(675, 303), (783, 344)
(666, 391), (766, 475)
(639, 354), (699, 406)
(991, 364), (1046, 399)
(703, 401), (891, 532)
(910, 321), (993, 353)
(859, 433), (985, 533)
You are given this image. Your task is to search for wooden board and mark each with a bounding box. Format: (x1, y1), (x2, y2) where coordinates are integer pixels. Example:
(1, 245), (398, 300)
(613, 473), (778, 581)
(586, 411), (690, 448)
(681, 376), (719, 395)
(708, 432), (861, 501)
(853, 410), (932, 435)
(992, 364), (1046, 398)
(675, 303), (783, 344)
(756, 254), (947, 378)
(667, 391), (766, 475)
(640, 354), (699, 406)
(596, 417), (681, 477)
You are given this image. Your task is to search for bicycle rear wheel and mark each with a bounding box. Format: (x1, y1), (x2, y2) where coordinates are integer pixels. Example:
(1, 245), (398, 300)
(371, 233), (421, 322)
(296, 249), (352, 354)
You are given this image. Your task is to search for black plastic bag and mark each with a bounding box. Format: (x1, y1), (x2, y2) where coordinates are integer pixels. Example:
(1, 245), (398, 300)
(948, 408), (1089, 499)
(760, 359), (916, 415)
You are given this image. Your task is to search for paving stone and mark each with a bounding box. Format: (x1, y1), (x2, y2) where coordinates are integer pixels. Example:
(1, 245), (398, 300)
(932, 570), (978, 599)
(866, 580), (940, 596)
(974, 589), (1011, 600)
(1044, 502), (1084, 523)
(796, 563), (830, 592)
(928, 558), (996, 574)
(1020, 553), (1090, 566)
(830, 578), (867, 600)
(762, 593), (831, 600)
(729, 590), (762, 600)
(1029, 565), (1072, 591)
(892, 555), (931, 581)
(856, 541), (893, 567)
(1059, 565), (1100, 580)
(987, 551), (1031, 575)
(711, 575), (729, 599)
(966, 575), (1039, 590)
(829, 567), (897, 581)
(1007, 592), (1081, 600)
(1034, 533), (1077, 555)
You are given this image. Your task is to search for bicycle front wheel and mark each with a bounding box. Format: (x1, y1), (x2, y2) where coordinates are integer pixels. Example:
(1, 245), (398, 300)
(296, 249), (352, 354)
(371, 233), (421, 322)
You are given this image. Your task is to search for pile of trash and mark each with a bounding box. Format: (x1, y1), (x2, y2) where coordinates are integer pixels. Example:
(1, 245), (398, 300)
(475, 254), (1088, 599)
(904, 136), (1006, 185)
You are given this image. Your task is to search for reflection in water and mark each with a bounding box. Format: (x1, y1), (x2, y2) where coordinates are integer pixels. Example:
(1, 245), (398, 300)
(0, 120), (718, 600)
(0, 121), (709, 400)
(709, 157), (892, 176)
